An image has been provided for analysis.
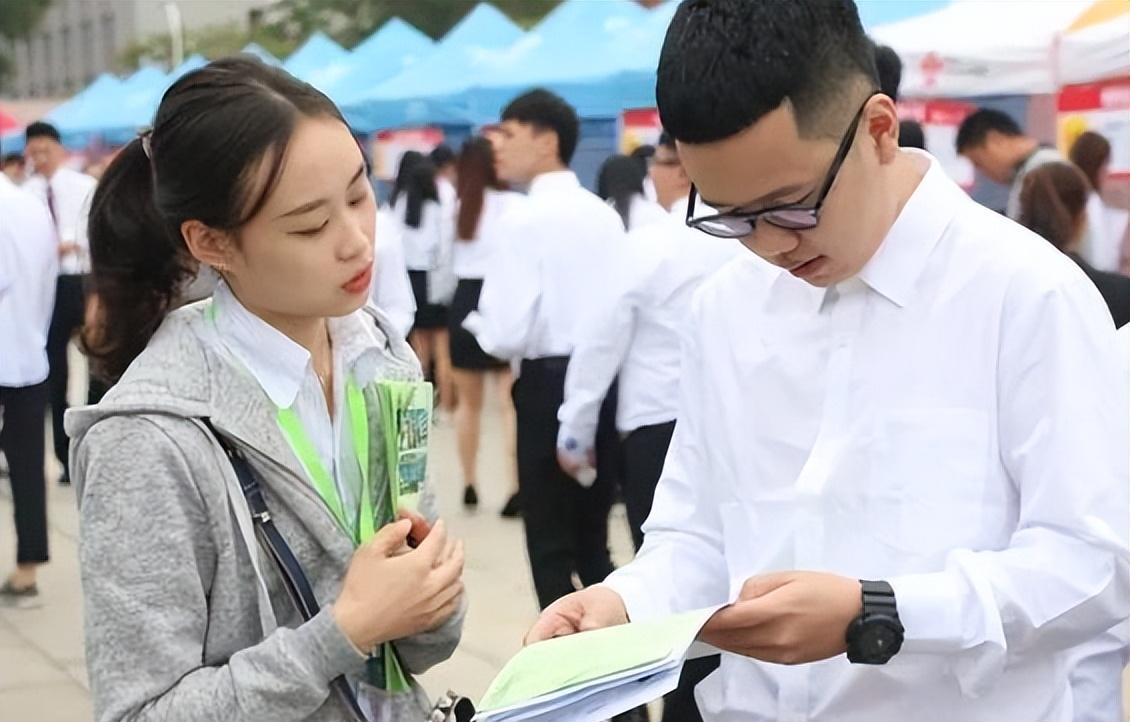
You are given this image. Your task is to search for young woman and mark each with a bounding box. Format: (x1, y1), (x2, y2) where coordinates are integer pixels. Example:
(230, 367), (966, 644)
(391, 155), (455, 412)
(596, 154), (667, 232)
(447, 138), (522, 513)
(71, 57), (464, 721)
(1019, 161), (1130, 328)
(1069, 131), (1119, 273)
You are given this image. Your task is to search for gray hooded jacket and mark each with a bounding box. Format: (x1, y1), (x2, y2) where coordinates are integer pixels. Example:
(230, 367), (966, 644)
(66, 301), (463, 722)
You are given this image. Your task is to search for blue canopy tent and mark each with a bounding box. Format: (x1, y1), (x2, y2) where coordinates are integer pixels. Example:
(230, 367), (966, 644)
(93, 55), (208, 145)
(284, 31), (351, 91)
(241, 43), (282, 67)
(321, 18), (434, 103)
(44, 73), (125, 148)
(340, 3), (524, 132)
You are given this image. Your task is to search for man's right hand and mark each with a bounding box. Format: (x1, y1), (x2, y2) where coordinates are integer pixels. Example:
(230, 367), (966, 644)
(524, 585), (629, 645)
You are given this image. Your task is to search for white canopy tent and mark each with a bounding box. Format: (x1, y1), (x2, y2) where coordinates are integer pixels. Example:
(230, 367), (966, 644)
(871, 0), (1129, 98)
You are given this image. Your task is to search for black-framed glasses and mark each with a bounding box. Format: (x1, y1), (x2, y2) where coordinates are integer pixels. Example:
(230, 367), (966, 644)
(685, 93), (878, 238)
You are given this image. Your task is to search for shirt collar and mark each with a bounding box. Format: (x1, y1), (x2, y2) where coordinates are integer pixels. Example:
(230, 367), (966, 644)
(856, 151), (964, 308)
(212, 281), (385, 409)
(669, 195), (690, 220)
(528, 170), (580, 197)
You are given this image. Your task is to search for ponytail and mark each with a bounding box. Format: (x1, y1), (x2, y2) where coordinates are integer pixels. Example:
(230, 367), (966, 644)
(1018, 162), (1089, 253)
(83, 137), (191, 382)
(456, 137), (499, 241)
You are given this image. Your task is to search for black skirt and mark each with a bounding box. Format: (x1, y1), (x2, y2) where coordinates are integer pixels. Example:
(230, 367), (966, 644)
(449, 278), (508, 370)
(408, 270), (448, 330)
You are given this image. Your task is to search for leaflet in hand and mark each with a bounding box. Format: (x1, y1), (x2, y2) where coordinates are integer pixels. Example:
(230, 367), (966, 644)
(474, 606), (722, 722)
(375, 380), (432, 512)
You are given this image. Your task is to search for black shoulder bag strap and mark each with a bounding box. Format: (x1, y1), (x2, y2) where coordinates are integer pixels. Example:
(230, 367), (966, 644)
(200, 418), (370, 722)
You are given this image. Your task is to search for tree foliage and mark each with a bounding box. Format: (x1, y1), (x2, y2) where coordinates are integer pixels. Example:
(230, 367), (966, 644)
(0, 0), (53, 81)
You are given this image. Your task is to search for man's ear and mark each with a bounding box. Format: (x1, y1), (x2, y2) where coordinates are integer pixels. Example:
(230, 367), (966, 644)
(866, 95), (901, 165)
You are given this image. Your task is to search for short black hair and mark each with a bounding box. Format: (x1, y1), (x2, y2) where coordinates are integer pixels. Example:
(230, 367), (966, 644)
(872, 43), (902, 101)
(429, 144), (455, 169)
(956, 109), (1023, 153)
(657, 130), (675, 151)
(26, 121), (61, 144)
(657, 0), (878, 144)
(501, 88), (579, 165)
(898, 120), (925, 150)
(2, 152), (25, 166)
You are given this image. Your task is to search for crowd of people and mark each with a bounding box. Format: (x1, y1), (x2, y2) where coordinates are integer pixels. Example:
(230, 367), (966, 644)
(0, 1), (1128, 721)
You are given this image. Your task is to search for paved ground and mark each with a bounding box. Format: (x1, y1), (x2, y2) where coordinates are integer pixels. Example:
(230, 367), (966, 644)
(0, 357), (1126, 721)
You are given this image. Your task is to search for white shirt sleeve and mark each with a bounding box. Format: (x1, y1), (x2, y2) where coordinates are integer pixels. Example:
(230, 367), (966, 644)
(464, 208), (541, 361)
(372, 214), (416, 339)
(557, 237), (653, 452)
(601, 290), (731, 620)
(888, 274), (1130, 695)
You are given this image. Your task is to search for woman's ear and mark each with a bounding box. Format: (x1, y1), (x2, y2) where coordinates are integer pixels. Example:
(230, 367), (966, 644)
(181, 220), (233, 271)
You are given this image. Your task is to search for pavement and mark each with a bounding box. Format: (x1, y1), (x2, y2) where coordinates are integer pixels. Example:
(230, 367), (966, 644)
(0, 355), (1126, 721)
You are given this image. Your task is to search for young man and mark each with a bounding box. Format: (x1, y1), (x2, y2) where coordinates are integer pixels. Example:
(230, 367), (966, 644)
(1, 152), (25, 185)
(464, 89), (627, 611)
(557, 130), (741, 722)
(528, 2), (1129, 721)
(22, 121), (97, 485)
(956, 108), (1062, 219)
(0, 140), (59, 605)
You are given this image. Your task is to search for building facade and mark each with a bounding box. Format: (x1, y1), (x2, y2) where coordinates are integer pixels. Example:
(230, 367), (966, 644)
(0, 0), (269, 99)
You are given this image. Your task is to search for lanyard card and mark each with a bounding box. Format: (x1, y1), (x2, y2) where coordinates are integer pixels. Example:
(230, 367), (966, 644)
(376, 380), (433, 513)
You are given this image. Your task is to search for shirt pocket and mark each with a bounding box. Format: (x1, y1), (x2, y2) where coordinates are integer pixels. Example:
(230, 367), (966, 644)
(868, 408), (990, 557)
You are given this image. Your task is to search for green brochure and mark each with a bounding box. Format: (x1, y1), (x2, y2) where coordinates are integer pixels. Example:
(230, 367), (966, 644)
(375, 380), (432, 512)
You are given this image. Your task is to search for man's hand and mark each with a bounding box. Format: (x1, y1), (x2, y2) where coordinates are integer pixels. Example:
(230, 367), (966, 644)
(556, 446), (596, 482)
(525, 585), (629, 645)
(58, 242), (80, 258)
(699, 572), (861, 665)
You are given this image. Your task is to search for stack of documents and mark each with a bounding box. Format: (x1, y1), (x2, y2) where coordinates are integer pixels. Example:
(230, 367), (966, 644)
(474, 607), (720, 722)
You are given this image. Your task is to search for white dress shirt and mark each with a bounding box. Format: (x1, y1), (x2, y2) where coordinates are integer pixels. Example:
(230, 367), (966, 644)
(0, 174), (58, 387)
(452, 189), (526, 280)
(603, 155), (1130, 722)
(373, 207), (416, 339)
(395, 197), (446, 272)
(24, 166), (97, 275)
(465, 170), (626, 361)
(211, 281), (385, 518)
(558, 197), (743, 451)
(625, 193), (669, 232)
(1078, 192), (1121, 273)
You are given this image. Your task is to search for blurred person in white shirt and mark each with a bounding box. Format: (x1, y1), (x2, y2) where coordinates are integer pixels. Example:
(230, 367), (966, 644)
(528, 3), (1129, 721)
(1070, 131), (1126, 275)
(597, 154), (669, 233)
(22, 121), (98, 485)
(2, 152), (25, 185)
(371, 205), (416, 339)
(0, 144), (58, 605)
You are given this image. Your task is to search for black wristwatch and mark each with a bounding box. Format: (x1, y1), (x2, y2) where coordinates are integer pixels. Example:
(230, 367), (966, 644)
(845, 580), (904, 665)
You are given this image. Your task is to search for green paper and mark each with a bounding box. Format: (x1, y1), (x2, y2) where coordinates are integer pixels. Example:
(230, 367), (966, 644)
(375, 380), (432, 513)
(478, 609), (713, 713)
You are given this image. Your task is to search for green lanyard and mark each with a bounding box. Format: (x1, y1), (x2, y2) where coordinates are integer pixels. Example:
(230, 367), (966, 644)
(275, 379), (410, 694)
(276, 380), (373, 544)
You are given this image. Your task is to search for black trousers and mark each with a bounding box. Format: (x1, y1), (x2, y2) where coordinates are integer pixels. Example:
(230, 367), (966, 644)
(0, 383), (50, 564)
(513, 357), (617, 610)
(46, 274), (86, 477)
(621, 420), (719, 722)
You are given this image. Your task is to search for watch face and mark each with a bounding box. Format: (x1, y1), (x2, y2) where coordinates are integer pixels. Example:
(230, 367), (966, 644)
(857, 616), (904, 663)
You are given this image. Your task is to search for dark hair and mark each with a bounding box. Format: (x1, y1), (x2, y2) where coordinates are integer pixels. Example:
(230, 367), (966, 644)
(390, 150), (425, 207)
(872, 43), (902, 101)
(2, 152), (24, 166)
(955, 108), (1022, 153)
(1018, 162), (1089, 252)
(656, 0), (878, 144)
(1069, 131), (1111, 192)
(501, 88), (579, 165)
(84, 56), (347, 382)
(429, 144), (456, 170)
(25, 121), (61, 143)
(657, 130), (675, 151)
(397, 159), (438, 230)
(898, 120), (925, 150)
(597, 155), (646, 230)
(456, 137), (501, 241)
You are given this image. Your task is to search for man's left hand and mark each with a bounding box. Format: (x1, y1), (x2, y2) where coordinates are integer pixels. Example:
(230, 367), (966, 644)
(699, 572), (862, 665)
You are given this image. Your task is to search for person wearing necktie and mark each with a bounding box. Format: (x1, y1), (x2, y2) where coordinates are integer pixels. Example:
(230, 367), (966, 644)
(23, 122), (98, 485)
(526, 2), (1129, 721)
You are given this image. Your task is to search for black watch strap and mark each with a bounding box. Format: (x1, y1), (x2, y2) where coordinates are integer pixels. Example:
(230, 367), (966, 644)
(860, 580), (898, 619)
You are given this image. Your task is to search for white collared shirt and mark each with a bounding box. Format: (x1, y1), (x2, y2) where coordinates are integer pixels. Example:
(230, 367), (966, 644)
(465, 170), (627, 361)
(558, 198), (743, 449)
(211, 281), (386, 517)
(452, 188), (526, 280)
(395, 197), (448, 272)
(624, 193), (669, 232)
(373, 207), (416, 339)
(603, 154), (1130, 722)
(24, 166), (97, 275)
(0, 174), (58, 387)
